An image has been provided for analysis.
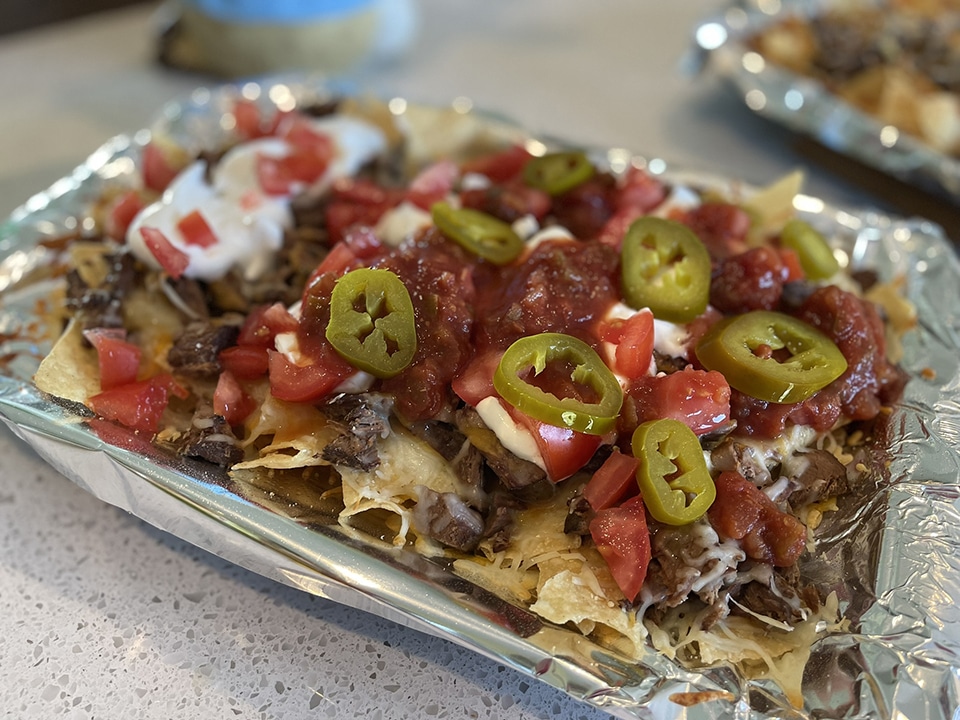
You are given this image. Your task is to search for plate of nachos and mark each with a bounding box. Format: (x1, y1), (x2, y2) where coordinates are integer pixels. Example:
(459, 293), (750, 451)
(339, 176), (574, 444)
(1, 77), (959, 719)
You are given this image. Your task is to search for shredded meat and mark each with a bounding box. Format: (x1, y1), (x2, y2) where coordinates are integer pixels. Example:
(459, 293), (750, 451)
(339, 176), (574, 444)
(563, 494), (594, 536)
(178, 408), (244, 467)
(167, 321), (240, 379)
(320, 393), (393, 471)
(412, 486), (485, 552)
(729, 564), (818, 626)
(403, 418), (489, 512)
(643, 518), (744, 609)
(454, 407), (552, 500)
(482, 495), (521, 553)
(64, 252), (138, 330)
(785, 448), (849, 509)
(710, 439), (773, 487)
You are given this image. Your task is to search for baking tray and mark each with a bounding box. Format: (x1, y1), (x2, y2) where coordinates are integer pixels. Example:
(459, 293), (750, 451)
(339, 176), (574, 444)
(693, 0), (960, 205)
(1, 76), (959, 719)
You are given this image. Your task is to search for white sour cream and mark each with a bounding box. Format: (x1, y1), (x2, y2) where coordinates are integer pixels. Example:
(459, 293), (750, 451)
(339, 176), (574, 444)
(475, 396), (547, 471)
(127, 115), (387, 282)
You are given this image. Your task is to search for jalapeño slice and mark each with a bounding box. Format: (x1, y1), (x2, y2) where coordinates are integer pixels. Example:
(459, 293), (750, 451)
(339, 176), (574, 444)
(493, 333), (622, 435)
(620, 217), (711, 323)
(631, 418), (715, 525)
(431, 202), (524, 265)
(522, 151), (595, 195)
(695, 310), (847, 404)
(780, 218), (840, 281)
(325, 267), (417, 378)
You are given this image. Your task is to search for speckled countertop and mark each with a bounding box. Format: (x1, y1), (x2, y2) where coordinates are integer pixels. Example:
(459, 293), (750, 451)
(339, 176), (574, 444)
(0, 2), (898, 718)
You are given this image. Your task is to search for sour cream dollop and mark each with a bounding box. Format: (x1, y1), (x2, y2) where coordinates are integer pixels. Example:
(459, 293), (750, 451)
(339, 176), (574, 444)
(127, 115), (387, 282)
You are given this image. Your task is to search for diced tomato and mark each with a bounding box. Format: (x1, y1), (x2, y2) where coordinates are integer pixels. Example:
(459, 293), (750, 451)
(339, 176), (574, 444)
(594, 168), (667, 248)
(599, 309), (654, 381)
(627, 368), (731, 436)
(88, 373), (187, 434)
(615, 167), (667, 213)
(325, 200), (395, 247)
(233, 99), (265, 139)
(501, 181), (552, 221)
(237, 303), (299, 347)
(104, 190), (144, 241)
(459, 181), (551, 223)
(708, 471), (807, 567)
(406, 159), (458, 210)
(256, 150), (327, 196)
(218, 344), (270, 379)
(176, 209), (218, 248)
(83, 328), (141, 390)
(330, 176), (399, 205)
(343, 225), (384, 260)
(213, 370), (257, 426)
(267, 349), (355, 403)
(305, 243), (361, 290)
(142, 141), (180, 193)
(278, 115), (332, 152)
(510, 410), (603, 482)
(139, 226), (189, 279)
(460, 144), (532, 183)
(683, 306), (724, 359)
(596, 206), (644, 249)
(777, 246), (805, 282)
(590, 495), (651, 603)
(678, 201), (751, 259)
(583, 449), (639, 511)
(451, 351), (504, 406)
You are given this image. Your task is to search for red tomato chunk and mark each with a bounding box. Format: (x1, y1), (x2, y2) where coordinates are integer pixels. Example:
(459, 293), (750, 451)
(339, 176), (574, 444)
(708, 471), (806, 567)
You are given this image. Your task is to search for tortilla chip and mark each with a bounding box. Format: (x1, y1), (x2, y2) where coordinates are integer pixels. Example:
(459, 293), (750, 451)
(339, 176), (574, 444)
(531, 550), (648, 657)
(33, 319), (101, 404)
(338, 424), (462, 546)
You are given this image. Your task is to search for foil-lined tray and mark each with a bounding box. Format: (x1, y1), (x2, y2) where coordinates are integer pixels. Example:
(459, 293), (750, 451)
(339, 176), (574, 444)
(693, 0), (960, 203)
(1, 77), (960, 719)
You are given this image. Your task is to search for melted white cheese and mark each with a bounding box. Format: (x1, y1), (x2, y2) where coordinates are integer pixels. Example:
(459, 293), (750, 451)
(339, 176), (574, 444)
(127, 115), (387, 282)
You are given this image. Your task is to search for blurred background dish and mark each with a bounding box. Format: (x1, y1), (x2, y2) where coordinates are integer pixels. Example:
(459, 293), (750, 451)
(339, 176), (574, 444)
(695, 0), (960, 238)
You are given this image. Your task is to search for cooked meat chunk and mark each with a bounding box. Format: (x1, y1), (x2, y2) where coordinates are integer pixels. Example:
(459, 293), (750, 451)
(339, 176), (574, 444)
(167, 321), (240, 379)
(454, 407), (551, 500)
(786, 448), (849, 509)
(64, 252), (138, 330)
(320, 393), (393, 471)
(412, 486), (485, 552)
(563, 493), (594, 536)
(406, 420), (487, 505)
(162, 276), (210, 319)
(730, 564), (814, 626)
(179, 409), (244, 467)
(644, 518), (744, 609)
(710, 439), (773, 487)
(482, 491), (525, 552)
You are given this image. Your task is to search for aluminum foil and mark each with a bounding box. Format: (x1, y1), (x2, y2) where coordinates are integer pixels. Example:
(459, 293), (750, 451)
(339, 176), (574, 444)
(692, 0), (960, 202)
(1, 77), (959, 719)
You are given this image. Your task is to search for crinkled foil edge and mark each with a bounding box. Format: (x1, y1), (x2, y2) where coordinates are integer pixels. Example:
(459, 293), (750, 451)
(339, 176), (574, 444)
(1, 76), (959, 719)
(693, 0), (960, 201)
